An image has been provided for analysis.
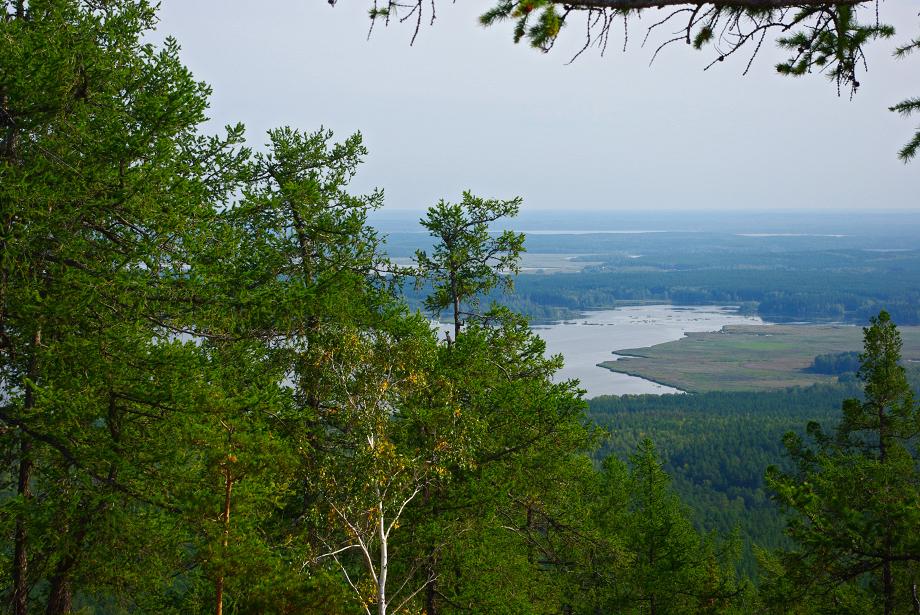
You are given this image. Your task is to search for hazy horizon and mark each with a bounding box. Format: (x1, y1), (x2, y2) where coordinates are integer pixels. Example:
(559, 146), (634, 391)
(369, 208), (920, 235)
(153, 1), (920, 212)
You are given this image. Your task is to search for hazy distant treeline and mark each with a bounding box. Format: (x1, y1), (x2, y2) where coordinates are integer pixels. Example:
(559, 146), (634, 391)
(494, 261), (920, 324)
(395, 235), (920, 325)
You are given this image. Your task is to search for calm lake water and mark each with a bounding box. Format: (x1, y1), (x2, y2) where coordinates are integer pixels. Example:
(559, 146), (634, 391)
(532, 306), (764, 398)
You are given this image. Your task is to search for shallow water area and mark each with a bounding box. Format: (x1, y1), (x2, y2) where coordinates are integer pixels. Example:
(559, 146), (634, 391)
(533, 305), (764, 397)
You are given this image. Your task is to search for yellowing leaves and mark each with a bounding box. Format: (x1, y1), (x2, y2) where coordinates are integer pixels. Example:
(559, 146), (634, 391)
(405, 370), (426, 387)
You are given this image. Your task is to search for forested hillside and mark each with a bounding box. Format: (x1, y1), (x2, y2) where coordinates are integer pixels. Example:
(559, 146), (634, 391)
(589, 385), (860, 577)
(0, 4), (736, 612)
(4, 2), (920, 614)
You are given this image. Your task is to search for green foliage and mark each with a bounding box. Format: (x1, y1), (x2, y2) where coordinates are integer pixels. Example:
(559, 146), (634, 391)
(0, 2), (391, 611)
(590, 384), (857, 578)
(889, 94), (920, 162)
(888, 37), (920, 162)
(775, 6), (894, 92)
(12, 3), (920, 613)
(763, 312), (920, 614)
(692, 25), (714, 50)
(807, 351), (861, 376)
(1, 6), (608, 612)
(415, 192), (525, 336)
(476, 0), (566, 50)
(405, 325), (596, 612)
(406, 226), (596, 611)
(0, 4), (602, 612)
(570, 439), (748, 614)
(0, 1), (253, 611)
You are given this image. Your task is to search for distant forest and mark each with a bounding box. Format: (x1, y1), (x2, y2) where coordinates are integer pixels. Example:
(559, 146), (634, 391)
(393, 231), (920, 324)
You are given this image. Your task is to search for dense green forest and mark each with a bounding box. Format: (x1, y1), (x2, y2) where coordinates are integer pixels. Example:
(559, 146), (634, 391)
(590, 326), (920, 602)
(589, 384), (861, 578)
(394, 232), (920, 325)
(4, 2), (920, 614)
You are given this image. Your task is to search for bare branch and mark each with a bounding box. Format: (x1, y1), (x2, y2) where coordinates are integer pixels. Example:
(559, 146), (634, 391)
(329, 549), (374, 615)
(385, 483), (424, 539)
(308, 543), (361, 567)
(392, 571), (439, 614)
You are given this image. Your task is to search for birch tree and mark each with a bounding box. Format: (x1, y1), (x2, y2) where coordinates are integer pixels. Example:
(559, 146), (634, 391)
(308, 318), (464, 615)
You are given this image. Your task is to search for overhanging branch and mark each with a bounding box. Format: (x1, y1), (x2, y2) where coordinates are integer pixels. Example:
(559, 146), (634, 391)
(552, 0), (862, 9)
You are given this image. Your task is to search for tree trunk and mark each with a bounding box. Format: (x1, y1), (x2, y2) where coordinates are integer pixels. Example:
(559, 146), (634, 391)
(879, 400), (893, 615)
(883, 559), (893, 615)
(450, 269), (461, 340)
(648, 535), (656, 615)
(878, 403), (888, 462)
(215, 573), (224, 615)
(422, 482), (439, 615)
(425, 566), (439, 615)
(13, 329), (40, 615)
(290, 204), (314, 284)
(2, 92), (18, 160)
(378, 503), (388, 615)
(45, 573), (73, 615)
(216, 465), (233, 615)
(45, 498), (98, 615)
(13, 436), (32, 615)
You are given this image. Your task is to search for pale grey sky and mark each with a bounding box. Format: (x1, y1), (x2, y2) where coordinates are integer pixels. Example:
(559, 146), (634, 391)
(153, 1), (919, 210)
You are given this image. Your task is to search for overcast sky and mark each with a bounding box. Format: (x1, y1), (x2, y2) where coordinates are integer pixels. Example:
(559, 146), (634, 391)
(153, 1), (919, 211)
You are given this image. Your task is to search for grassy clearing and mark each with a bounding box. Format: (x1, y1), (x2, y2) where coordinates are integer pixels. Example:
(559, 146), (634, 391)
(599, 324), (920, 393)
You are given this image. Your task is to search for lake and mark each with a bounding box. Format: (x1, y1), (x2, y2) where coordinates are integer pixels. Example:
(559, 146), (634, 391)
(532, 306), (765, 397)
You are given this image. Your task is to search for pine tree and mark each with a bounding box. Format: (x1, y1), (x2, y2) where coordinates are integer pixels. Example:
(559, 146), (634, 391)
(764, 311), (920, 615)
(414, 192), (524, 340)
(403, 197), (595, 613)
(580, 439), (745, 615)
(0, 2), (249, 610)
